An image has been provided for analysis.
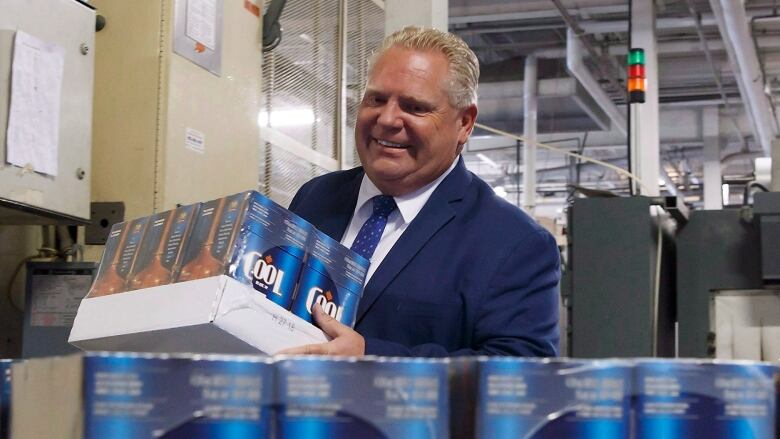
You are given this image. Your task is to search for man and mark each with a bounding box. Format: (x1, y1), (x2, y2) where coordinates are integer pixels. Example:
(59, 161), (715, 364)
(282, 26), (560, 357)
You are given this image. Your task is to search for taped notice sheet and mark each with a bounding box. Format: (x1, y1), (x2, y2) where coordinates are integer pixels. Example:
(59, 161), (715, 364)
(6, 31), (65, 176)
(186, 0), (217, 50)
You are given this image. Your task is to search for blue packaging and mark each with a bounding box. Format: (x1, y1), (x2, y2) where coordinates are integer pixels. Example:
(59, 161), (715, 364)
(87, 216), (150, 297)
(0, 360), (11, 439)
(776, 368), (780, 439)
(176, 193), (252, 282)
(83, 353), (274, 439)
(174, 190), (311, 310)
(228, 194), (311, 309)
(276, 356), (449, 439)
(290, 230), (369, 327)
(635, 359), (777, 439)
(127, 204), (199, 291)
(463, 357), (632, 438)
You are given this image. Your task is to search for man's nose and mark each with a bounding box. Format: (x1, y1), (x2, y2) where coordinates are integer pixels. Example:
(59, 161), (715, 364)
(376, 101), (403, 129)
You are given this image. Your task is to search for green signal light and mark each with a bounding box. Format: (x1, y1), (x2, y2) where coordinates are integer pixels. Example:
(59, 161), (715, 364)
(628, 48), (645, 66)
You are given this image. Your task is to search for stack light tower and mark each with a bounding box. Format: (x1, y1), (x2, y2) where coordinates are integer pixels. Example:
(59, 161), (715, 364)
(628, 48), (646, 194)
(628, 48), (646, 104)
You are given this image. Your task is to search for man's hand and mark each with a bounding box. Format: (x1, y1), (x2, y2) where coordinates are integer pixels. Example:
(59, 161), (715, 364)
(276, 303), (365, 356)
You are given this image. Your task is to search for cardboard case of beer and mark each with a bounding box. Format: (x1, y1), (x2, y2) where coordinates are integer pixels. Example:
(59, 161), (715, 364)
(635, 359), (777, 439)
(0, 360), (11, 439)
(10, 353), (274, 439)
(70, 191), (331, 355)
(449, 357), (633, 439)
(276, 356), (450, 439)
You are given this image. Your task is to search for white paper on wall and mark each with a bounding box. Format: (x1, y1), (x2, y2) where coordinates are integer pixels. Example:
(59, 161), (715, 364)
(6, 31), (65, 177)
(186, 0), (217, 50)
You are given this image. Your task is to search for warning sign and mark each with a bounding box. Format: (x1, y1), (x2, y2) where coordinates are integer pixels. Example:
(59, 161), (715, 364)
(30, 274), (91, 327)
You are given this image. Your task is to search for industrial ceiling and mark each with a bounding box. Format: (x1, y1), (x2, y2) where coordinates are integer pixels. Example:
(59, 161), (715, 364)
(449, 0), (780, 213)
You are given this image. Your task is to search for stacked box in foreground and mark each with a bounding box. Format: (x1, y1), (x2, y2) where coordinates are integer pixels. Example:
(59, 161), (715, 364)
(12, 353), (274, 439)
(450, 357), (632, 439)
(8, 354), (780, 438)
(635, 359), (777, 439)
(0, 360), (11, 439)
(276, 356), (450, 438)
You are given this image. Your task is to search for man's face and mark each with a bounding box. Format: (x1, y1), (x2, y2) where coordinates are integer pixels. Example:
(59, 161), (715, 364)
(355, 47), (477, 196)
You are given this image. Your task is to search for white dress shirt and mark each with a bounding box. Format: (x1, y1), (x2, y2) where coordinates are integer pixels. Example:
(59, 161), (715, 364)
(342, 157), (460, 284)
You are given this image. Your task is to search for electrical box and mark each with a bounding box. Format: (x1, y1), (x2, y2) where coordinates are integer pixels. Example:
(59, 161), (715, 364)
(568, 196), (677, 358)
(22, 262), (97, 358)
(753, 191), (780, 284)
(0, 0), (95, 224)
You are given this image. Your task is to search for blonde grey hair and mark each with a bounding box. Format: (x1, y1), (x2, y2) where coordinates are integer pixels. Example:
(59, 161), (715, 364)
(367, 26), (479, 109)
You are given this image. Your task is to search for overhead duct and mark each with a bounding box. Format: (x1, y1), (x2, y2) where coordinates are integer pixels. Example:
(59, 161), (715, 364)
(476, 77), (610, 134)
(566, 28), (627, 136)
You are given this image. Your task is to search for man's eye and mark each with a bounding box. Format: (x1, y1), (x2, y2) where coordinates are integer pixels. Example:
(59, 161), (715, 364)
(365, 95), (384, 105)
(404, 103), (427, 113)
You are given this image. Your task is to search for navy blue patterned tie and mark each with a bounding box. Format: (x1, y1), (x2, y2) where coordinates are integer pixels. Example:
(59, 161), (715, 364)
(350, 195), (397, 261)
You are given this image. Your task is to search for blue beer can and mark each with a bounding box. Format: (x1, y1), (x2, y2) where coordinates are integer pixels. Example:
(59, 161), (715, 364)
(229, 230), (304, 309)
(290, 229), (368, 327)
(291, 263), (362, 327)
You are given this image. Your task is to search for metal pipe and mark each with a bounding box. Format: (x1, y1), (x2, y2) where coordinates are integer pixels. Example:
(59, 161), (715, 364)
(449, 5), (630, 26)
(452, 7), (776, 32)
(720, 149), (763, 168)
(521, 36), (780, 61)
(522, 55), (538, 213)
(566, 28), (627, 136)
(684, 0), (744, 146)
(454, 15), (719, 35)
(710, 0), (778, 155)
(505, 156), (628, 177)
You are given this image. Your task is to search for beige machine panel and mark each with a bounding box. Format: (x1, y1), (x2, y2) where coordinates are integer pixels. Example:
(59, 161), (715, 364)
(161, 2), (262, 210)
(0, 0), (95, 223)
(90, 1), (262, 219)
(90, 1), (162, 221)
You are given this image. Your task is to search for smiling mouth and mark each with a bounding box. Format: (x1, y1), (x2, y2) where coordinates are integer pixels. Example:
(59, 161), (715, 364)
(375, 138), (411, 149)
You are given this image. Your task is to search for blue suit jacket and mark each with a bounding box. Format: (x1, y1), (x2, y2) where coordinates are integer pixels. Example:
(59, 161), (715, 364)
(288, 157), (560, 357)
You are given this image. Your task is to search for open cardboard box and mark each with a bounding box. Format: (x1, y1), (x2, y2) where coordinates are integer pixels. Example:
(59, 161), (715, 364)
(68, 275), (327, 355)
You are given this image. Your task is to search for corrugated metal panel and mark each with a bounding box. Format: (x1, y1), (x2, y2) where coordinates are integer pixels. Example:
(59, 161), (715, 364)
(346, 0), (385, 168)
(260, 0), (384, 207)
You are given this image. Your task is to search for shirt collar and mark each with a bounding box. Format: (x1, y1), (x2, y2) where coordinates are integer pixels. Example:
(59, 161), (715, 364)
(356, 156), (460, 224)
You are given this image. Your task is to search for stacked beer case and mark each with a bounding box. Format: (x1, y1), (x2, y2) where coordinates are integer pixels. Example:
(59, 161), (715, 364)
(10, 353), (275, 439)
(276, 356), (449, 438)
(449, 357), (633, 439)
(6, 353), (780, 438)
(9, 354), (451, 439)
(0, 360), (11, 439)
(85, 190), (368, 325)
(454, 357), (778, 439)
(70, 191), (368, 354)
(634, 359), (777, 439)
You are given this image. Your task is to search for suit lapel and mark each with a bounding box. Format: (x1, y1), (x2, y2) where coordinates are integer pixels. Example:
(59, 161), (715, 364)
(355, 158), (472, 323)
(318, 170), (363, 241)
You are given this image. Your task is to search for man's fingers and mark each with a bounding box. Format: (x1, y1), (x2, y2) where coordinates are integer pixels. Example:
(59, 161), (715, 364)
(276, 343), (328, 355)
(312, 303), (346, 337)
(274, 304), (363, 356)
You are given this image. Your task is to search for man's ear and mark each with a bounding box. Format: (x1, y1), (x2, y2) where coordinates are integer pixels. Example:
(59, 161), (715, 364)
(457, 104), (478, 147)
